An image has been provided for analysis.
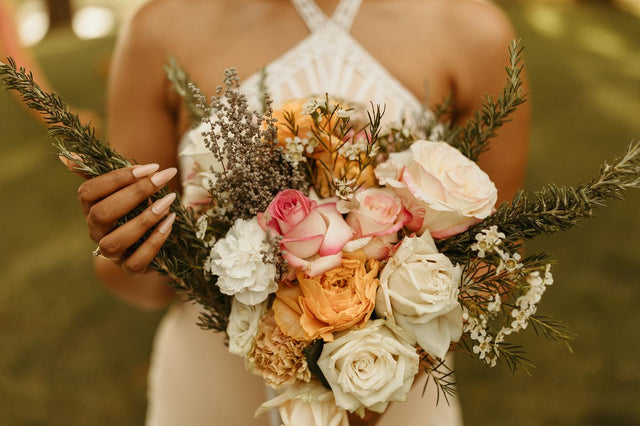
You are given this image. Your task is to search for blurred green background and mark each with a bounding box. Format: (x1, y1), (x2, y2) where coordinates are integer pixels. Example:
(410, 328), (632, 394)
(0, 1), (639, 425)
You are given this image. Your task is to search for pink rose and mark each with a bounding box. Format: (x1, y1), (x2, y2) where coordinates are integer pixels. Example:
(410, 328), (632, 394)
(258, 190), (355, 276)
(337, 188), (410, 259)
(375, 141), (497, 239)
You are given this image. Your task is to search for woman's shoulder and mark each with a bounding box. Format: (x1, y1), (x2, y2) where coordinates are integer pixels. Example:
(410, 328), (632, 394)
(416, 0), (515, 43)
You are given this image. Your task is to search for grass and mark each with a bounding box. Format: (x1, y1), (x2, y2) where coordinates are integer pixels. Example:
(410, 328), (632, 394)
(0, 3), (638, 425)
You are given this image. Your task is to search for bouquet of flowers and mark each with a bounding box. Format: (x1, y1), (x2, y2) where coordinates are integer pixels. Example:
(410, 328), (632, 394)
(2, 40), (639, 424)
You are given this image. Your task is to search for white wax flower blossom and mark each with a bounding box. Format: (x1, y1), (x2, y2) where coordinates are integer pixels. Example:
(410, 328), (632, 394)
(487, 293), (502, 314)
(317, 319), (419, 416)
(195, 215), (208, 241)
(496, 252), (523, 274)
(206, 217), (278, 305)
(336, 108), (352, 119)
(303, 97), (320, 115)
(375, 232), (463, 360)
(470, 226), (506, 258)
(226, 298), (268, 357)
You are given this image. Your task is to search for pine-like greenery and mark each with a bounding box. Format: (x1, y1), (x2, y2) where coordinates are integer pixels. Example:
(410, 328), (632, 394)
(0, 57), (230, 332)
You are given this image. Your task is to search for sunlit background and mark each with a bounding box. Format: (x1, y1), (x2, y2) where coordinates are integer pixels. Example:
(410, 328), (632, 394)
(0, 0), (639, 425)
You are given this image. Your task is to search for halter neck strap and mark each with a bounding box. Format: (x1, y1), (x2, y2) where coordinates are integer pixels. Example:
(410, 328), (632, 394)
(290, 0), (362, 33)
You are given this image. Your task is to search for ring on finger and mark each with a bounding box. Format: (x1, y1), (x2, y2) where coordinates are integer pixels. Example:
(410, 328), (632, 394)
(92, 246), (110, 260)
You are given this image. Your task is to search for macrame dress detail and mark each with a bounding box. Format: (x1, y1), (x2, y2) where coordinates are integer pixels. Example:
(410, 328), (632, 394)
(240, 0), (424, 123)
(148, 1), (463, 425)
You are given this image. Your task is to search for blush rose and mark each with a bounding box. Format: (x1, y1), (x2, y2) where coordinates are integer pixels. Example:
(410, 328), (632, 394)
(258, 189), (355, 277)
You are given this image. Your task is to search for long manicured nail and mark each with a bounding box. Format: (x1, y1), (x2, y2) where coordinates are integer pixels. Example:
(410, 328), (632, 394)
(151, 193), (177, 214)
(158, 213), (176, 234)
(132, 163), (160, 178)
(150, 167), (178, 187)
(58, 155), (69, 166)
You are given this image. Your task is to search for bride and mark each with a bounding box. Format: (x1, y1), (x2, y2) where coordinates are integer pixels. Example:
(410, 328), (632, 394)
(62, 0), (529, 424)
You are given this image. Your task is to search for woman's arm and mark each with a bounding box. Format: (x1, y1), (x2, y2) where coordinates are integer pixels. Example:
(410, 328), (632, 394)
(448, 0), (530, 202)
(88, 4), (185, 310)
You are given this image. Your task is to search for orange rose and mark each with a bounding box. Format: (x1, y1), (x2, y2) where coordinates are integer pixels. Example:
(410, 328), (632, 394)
(273, 253), (380, 342)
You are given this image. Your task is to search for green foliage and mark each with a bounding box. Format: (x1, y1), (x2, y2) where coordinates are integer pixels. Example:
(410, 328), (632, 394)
(0, 57), (230, 333)
(164, 57), (206, 127)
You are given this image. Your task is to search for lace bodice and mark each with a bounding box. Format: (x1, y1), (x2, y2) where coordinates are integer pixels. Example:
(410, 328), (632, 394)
(240, 0), (424, 122)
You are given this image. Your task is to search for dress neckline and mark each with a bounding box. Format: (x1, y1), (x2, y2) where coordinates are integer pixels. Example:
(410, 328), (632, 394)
(239, 0), (423, 121)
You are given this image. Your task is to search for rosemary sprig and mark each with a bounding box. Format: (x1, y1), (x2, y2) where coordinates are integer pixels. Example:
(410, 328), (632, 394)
(164, 56), (206, 128)
(450, 38), (527, 161)
(0, 57), (230, 332)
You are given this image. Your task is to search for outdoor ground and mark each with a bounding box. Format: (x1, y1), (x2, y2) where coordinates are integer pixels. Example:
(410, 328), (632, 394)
(0, 2), (638, 425)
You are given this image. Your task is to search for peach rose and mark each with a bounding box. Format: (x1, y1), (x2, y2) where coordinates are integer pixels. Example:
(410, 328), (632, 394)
(273, 255), (379, 342)
(273, 99), (317, 142)
(258, 190), (355, 277)
(338, 188), (411, 259)
(375, 140), (497, 239)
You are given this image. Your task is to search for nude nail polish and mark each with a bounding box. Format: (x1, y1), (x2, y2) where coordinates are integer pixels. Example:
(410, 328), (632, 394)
(150, 168), (178, 187)
(158, 213), (176, 234)
(132, 163), (160, 178)
(151, 193), (177, 215)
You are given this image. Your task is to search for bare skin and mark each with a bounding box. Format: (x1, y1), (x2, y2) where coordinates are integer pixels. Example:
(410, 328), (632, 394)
(63, 0), (529, 422)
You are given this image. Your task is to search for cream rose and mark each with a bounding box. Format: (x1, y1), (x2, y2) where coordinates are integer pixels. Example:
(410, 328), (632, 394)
(279, 397), (349, 426)
(317, 319), (419, 416)
(178, 118), (223, 207)
(375, 140), (497, 238)
(375, 232), (463, 360)
(226, 298), (268, 357)
(256, 382), (349, 426)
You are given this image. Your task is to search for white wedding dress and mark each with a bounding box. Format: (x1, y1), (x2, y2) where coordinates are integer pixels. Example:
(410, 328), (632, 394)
(146, 1), (464, 425)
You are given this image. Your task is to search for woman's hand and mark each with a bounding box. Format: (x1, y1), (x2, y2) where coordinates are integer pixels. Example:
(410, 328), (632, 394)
(62, 157), (178, 274)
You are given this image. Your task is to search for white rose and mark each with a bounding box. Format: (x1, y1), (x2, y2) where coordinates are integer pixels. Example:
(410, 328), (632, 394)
(227, 298), (268, 357)
(375, 140), (497, 239)
(375, 232), (463, 360)
(317, 320), (419, 416)
(279, 397), (349, 426)
(256, 382), (349, 426)
(207, 218), (278, 305)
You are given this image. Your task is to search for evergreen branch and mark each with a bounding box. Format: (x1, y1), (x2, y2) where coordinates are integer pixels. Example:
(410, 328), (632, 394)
(528, 315), (575, 350)
(449, 39), (527, 161)
(164, 56), (206, 127)
(495, 343), (534, 375)
(421, 357), (458, 406)
(1, 57), (230, 332)
(439, 141), (640, 262)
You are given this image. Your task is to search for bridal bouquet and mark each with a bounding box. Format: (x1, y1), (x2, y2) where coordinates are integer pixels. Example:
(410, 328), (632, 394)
(2, 40), (639, 424)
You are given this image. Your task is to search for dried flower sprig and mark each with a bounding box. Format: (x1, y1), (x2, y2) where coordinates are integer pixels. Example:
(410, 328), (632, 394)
(195, 68), (308, 223)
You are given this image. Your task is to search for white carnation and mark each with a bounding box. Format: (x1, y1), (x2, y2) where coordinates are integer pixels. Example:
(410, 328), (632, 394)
(226, 298), (267, 357)
(207, 217), (277, 305)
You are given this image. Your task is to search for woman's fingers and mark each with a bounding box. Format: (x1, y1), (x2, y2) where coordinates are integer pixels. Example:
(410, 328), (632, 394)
(121, 213), (177, 274)
(77, 163), (162, 215)
(85, 167), (177, 241)
(96, 193), (177, 259)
